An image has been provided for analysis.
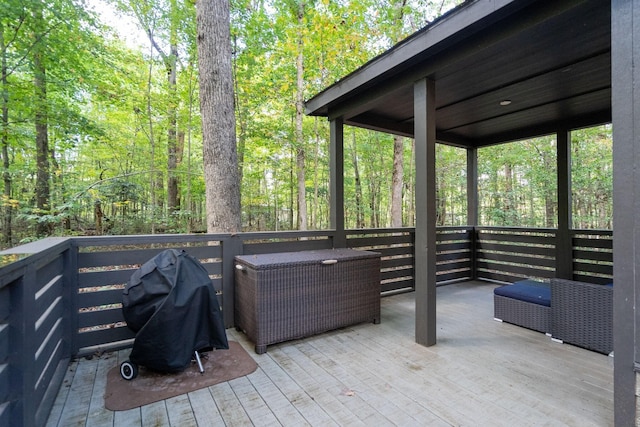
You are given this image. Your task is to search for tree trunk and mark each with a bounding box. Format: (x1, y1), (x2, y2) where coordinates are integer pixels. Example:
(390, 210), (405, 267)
(294, 1), (307, 230)
(233, 34), (246, 191)
(391, 135), (404, 227)
(196, 0), (241, 233)
(167, 56), (179, 213)
(312, 117), (320, 228)
(407, 139), (415, 225)
(33, 7), (50, 236)
(435, 173), (446, 226)
(351, 130), (364, 228)
(186, 65), (196, 233)
(389, 0), (407, 228)
(1, 24), (12, 246)
(167, 0), (179, 214)
(146, 54), (157, 233)
(504, 163), (514, 225)
(94, 200), (103, 235)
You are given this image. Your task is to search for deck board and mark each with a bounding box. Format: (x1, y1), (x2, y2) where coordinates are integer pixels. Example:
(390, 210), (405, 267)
(187, 388), (223, 426)
(46, 281), (614, 426)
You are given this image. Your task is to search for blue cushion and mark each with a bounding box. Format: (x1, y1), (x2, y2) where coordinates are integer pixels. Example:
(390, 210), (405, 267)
(494, 279), (551, 307)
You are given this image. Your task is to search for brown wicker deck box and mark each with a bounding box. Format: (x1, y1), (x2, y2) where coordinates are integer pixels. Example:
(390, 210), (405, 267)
(234, 248), (381, 354)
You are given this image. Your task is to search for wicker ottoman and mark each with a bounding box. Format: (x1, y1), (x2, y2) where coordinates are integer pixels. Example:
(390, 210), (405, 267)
(493, 280), (551, 334)
(234, 248), (381, 354)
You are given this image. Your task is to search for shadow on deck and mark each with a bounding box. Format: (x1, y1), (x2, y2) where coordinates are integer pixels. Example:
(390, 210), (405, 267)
(45, 281), (613, 426)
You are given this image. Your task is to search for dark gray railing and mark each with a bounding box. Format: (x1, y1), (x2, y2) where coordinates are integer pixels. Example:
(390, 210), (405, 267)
(475, 226), (557, 283)
(0, 238), (76, 427)
(475, 226), (613, 284)
(0, 225), (610, 426)
(571, 229), (613, 284)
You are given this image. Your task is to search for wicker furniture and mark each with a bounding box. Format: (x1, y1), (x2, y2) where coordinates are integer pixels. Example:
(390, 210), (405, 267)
(493, 280), (551, 334)
(550, 278), (613, 355)
(234, 248), (381, 354)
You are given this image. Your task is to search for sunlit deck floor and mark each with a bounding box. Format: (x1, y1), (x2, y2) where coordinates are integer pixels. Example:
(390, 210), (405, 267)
(45, 281), (614, 426)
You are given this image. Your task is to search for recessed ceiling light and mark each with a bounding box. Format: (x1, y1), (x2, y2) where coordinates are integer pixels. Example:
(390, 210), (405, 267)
(499, 100), (512, 106)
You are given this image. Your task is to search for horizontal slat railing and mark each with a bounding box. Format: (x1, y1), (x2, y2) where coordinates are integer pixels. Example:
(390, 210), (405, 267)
(0, 226), (614, 426)
(571, 229), (613, 284)
(73, 234), (229, 356)
(475, 227), (613, 284)
(475, 227), (557, 283)
(240, 230), (334, 254)
(436, 227), (474, 284)
(72, 230), (339, 355)
(0, 239), (74, 427)
(347, 228), (415, 293)
(346, 226), (473, 293)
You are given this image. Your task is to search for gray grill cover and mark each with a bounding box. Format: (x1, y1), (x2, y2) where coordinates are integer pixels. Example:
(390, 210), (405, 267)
(123, 249), (228, 372)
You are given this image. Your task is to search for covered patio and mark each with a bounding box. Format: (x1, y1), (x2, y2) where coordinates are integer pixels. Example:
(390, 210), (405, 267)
(305, 0), (637, 423)
(0, 0), (637, 425)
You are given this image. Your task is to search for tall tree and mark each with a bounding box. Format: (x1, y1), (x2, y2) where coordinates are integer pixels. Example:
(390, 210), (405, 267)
(391, 135), (404, 227)
(197, 0), (241, 232)
(166, 0), (180, 214)
(115, 0), (196, 217)
(293, 0), (307, 230)
(32, 4), (50, 236)
(350, 129), (364, 228)
(0, 18), (14, 244)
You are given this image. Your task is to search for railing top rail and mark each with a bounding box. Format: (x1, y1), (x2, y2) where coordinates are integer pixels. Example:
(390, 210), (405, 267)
(436, 226), (474, 232)
(476, 226), (612, 235)
(475, 226), (558, 233)
(71, 233), (232, 247)
(238, 230), (336, 240)
(71, 230), (338, 247)
(570, 229), (613, 236)
(346, 227), (416, 234)
(0, 237), (73, 288)
(0, 236), (71, 254)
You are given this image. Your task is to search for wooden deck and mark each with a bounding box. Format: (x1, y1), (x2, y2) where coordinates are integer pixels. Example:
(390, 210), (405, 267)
(45, 281), (613, 426)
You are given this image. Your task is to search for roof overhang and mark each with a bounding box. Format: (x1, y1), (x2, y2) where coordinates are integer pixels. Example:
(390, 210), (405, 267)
(304, 0), (611, 147)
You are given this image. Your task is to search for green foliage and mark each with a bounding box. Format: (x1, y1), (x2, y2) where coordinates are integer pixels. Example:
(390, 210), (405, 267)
(0, 0), (612, 248)
(479, 136), (558, 227)
(571, 125), (613, 229)
(477, 127), (612, 229)
(436, 144), (467, 226)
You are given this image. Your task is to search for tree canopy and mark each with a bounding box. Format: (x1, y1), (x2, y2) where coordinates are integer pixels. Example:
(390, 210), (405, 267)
(0, 0), (612, 248)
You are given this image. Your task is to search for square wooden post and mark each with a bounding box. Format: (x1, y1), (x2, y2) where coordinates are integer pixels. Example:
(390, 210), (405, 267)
(467, 147), (478, 279)
(555, 130), (573, 279)
(612, 0), (639, 424)
(414, 78), (437, 346)
(330, 117), (346, 248)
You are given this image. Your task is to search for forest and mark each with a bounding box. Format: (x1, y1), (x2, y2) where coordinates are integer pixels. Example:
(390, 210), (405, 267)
(0, 0), (612, 249)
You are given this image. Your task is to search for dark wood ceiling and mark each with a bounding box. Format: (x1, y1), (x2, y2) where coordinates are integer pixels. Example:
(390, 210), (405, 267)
(305, 0), (611, 147)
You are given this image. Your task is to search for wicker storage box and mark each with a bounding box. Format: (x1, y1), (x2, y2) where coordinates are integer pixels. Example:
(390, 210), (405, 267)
(234, 248), (381, 354)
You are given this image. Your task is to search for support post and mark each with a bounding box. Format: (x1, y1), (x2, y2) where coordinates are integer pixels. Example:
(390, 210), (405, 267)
(467, 147), (478, 279)
(555, 130), (573, 279)
(222, 235), (243, 328)
(414, 78), (437, 347)
(612, 0), (639, 424)
(330, 117), (346, 248)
